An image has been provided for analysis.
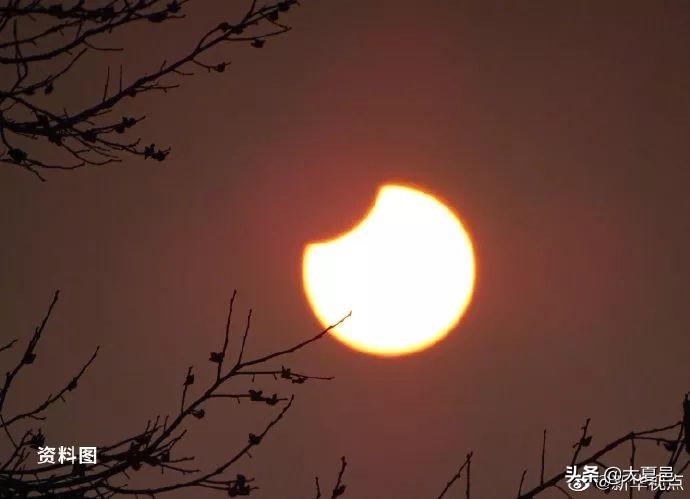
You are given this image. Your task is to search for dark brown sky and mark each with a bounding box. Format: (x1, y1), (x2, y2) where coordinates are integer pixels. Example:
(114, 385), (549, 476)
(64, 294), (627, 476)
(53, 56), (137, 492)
(2, 1), (690, 497)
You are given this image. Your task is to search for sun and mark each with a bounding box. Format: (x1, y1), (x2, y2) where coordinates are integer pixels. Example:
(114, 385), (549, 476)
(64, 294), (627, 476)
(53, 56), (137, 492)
(302, 184), (476, 356)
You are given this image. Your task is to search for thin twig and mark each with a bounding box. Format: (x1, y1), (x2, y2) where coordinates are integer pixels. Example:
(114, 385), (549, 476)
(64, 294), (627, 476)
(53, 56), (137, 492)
(438, 451), (473, 499)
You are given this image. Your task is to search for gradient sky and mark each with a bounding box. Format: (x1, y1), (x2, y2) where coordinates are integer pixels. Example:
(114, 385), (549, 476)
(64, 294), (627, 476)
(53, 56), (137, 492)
(1, 1), (689, 497)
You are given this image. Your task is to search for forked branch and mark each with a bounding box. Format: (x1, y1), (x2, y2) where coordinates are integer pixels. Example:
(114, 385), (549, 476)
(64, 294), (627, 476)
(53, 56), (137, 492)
(0, 289), (351, 497)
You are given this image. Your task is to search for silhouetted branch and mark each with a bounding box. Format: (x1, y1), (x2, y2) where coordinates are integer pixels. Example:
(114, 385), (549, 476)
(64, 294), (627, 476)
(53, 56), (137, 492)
(570, 417), (591, 467)
(331, 456), (348, 498)
(3, 291), (684, 499)
(0, 290), (351, 497)
(0, 339), (17, 354)
(214, 289), (237, 381)
(0, 0), (301, 180)
(0, 290), (61, 418)
(437, 451), (472, 499)
(236, 308), (253, 366)
(466, 450), (471, 498)
(517, 469), (527, 498)
(0, 346), (99, 428)
(315, 456), (348, 499)
(518, 419), (684, 498)
(239, 311), (352, 370)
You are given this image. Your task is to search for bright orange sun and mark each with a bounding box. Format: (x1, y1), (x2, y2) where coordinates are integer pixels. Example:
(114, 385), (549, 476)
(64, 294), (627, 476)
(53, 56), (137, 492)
(302, 184), (476, 356)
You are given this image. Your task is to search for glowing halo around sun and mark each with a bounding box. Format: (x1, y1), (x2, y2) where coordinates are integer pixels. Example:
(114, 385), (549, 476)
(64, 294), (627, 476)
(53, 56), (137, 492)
(302, 184), (476, 356)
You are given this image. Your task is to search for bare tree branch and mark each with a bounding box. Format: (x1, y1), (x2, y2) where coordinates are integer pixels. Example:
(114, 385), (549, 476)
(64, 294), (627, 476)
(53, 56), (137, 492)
(438, 451), (472, 499)
(0, 290), (351, 498)
(315, 456), (348, 499)
(0, 0), (301, 180)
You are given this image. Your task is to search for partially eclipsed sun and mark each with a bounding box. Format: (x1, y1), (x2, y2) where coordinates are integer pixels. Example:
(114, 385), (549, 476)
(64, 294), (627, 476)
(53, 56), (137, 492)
(302, 184), (476, 356)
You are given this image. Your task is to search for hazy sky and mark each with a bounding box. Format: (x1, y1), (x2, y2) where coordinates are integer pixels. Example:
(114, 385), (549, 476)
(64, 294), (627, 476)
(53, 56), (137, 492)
(1, 1), (689, 497)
